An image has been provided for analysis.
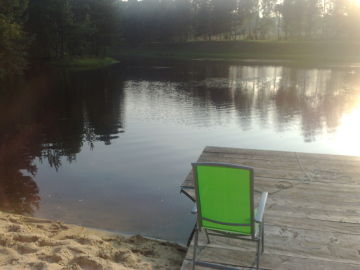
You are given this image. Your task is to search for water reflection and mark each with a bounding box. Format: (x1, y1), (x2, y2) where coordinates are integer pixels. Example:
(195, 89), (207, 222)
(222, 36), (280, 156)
(336, 105), (360, 155)
(0, 87), (41, 215)
(80, 69), (125, 147)
(124, 62), (360, 146)
(0, 171), (40, 216)
(0, 59), (359, 243)
(0, 67), (126, 215)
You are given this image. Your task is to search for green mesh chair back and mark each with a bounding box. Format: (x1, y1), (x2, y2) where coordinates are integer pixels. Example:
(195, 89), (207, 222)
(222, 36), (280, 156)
(192, 162), (255, 236)
(191, 162), (267, 270)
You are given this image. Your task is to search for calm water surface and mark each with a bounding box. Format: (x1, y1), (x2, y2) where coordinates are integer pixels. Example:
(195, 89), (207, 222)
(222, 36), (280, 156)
(1, 58), (360, 244)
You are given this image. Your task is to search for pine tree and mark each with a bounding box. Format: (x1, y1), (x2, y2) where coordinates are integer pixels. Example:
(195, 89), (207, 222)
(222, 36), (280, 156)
(0, 0), (30, 79)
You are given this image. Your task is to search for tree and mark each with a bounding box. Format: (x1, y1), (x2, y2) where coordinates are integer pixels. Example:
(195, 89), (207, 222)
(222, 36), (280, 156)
(174, 0), (192, 42)
(193, 0), (212, 40)
(157, 0), (177, 42)
(67, 1), (95, 58)
(210, 0), (237, 39)
(259, 0), (277, 39)
(275, 3), (282, 40)
(347, 3), (360, 40)
(294, 0), (306, 38)
(27, 0), (122, 59)
(88, 0), (122, 57)
(0, 0), (30, 79)
(239, 0), (257, 39)
(305, 0), (321, 39)
(121, 0), (145, 45)
(282, 0), (295, 39)
(327, 0), (351, 38)
(27, 0), (74, 59)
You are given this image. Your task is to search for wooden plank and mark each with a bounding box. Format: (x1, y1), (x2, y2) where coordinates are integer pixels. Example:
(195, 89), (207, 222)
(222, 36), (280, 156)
(264, 197), (360, 215)
(199, 147), (360, 181)
(204, 146), (360, 163)
(185, 227), (360, 265)
(181, 259), (253, 270)
(181, 259), (250, 270)
(264, 215), (360, 234)
(252, 177), (360, 196)
(201, 226), (360, 261)
(199, 152), (360, 179)
(182, 166), (360, 188)
(198, 154), (360, 181)
(182, 251), (360, 270)
(253, 183), (360, 202)
(265, 205), (360, 225)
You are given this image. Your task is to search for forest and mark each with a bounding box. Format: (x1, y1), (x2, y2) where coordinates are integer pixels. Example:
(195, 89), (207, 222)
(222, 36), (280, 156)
(1, 0), (360, 79)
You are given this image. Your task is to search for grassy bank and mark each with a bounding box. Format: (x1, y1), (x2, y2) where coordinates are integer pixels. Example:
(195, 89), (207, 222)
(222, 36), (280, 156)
(49, 57), (118, 70)
(118, 41), (360, 63)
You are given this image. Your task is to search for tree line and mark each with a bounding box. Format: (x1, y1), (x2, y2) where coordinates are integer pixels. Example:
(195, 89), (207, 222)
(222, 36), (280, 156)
(27, 0), (121, 60)
(0, 0), (122, 79)
(122, 0), (360, 42)
(1, 0), (360, 79)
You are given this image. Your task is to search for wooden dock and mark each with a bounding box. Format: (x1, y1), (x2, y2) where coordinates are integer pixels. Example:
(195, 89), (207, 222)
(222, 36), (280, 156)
(180, 146), (360, 270)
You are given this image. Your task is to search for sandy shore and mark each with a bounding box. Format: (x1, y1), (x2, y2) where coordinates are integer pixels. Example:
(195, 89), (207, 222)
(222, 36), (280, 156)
(0, 211), (187, 269)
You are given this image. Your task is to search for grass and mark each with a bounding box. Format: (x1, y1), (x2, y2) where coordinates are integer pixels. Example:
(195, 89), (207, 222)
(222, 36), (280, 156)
(117, 40), (360, 64)
(49, 57), (118, 70)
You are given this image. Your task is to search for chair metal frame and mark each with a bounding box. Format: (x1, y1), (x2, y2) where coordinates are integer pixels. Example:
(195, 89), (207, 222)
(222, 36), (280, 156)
(191, 162), (268, 270)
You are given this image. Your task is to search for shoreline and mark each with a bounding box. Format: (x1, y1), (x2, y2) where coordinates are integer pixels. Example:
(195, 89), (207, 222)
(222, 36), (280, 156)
(116, 40), (360, 64)
(47, 57), (118, 70)
(0, 211), (187, 269)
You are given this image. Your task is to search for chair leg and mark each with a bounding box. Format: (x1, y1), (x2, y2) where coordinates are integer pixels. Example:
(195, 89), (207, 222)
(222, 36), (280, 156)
(257, 239), (261, 270)
(261, 221), (265, 253)
(192, 227), (199, 270)
(205, 229), (211, 243)
(257, 221), (263, 270)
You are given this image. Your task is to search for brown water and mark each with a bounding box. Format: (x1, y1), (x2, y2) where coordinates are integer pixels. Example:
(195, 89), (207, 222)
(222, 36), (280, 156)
(1, 57), (359, 244)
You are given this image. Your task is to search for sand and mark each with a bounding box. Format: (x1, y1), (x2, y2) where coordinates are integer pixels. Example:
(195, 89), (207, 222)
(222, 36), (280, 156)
(0, 211), (187, 269)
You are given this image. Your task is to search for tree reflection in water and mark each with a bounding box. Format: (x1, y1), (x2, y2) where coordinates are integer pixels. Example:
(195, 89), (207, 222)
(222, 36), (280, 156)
(0, 67), (126, 215)
(0, 118), (41, 215)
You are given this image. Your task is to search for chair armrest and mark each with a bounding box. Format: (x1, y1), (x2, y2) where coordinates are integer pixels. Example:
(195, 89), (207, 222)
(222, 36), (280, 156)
(191, 203), (197, 214)
(255, 192), (268, 223)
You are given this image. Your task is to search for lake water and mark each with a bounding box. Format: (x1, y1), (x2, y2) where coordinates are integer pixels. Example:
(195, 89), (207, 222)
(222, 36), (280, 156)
(1, 57), (360, 245)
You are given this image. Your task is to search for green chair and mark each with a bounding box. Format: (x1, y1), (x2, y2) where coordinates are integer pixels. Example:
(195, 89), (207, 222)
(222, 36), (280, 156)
(191, 162), (268, 270)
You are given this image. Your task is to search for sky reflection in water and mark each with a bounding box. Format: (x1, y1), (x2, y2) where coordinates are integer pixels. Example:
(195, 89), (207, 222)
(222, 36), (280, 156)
(1, 59), (360, 244)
